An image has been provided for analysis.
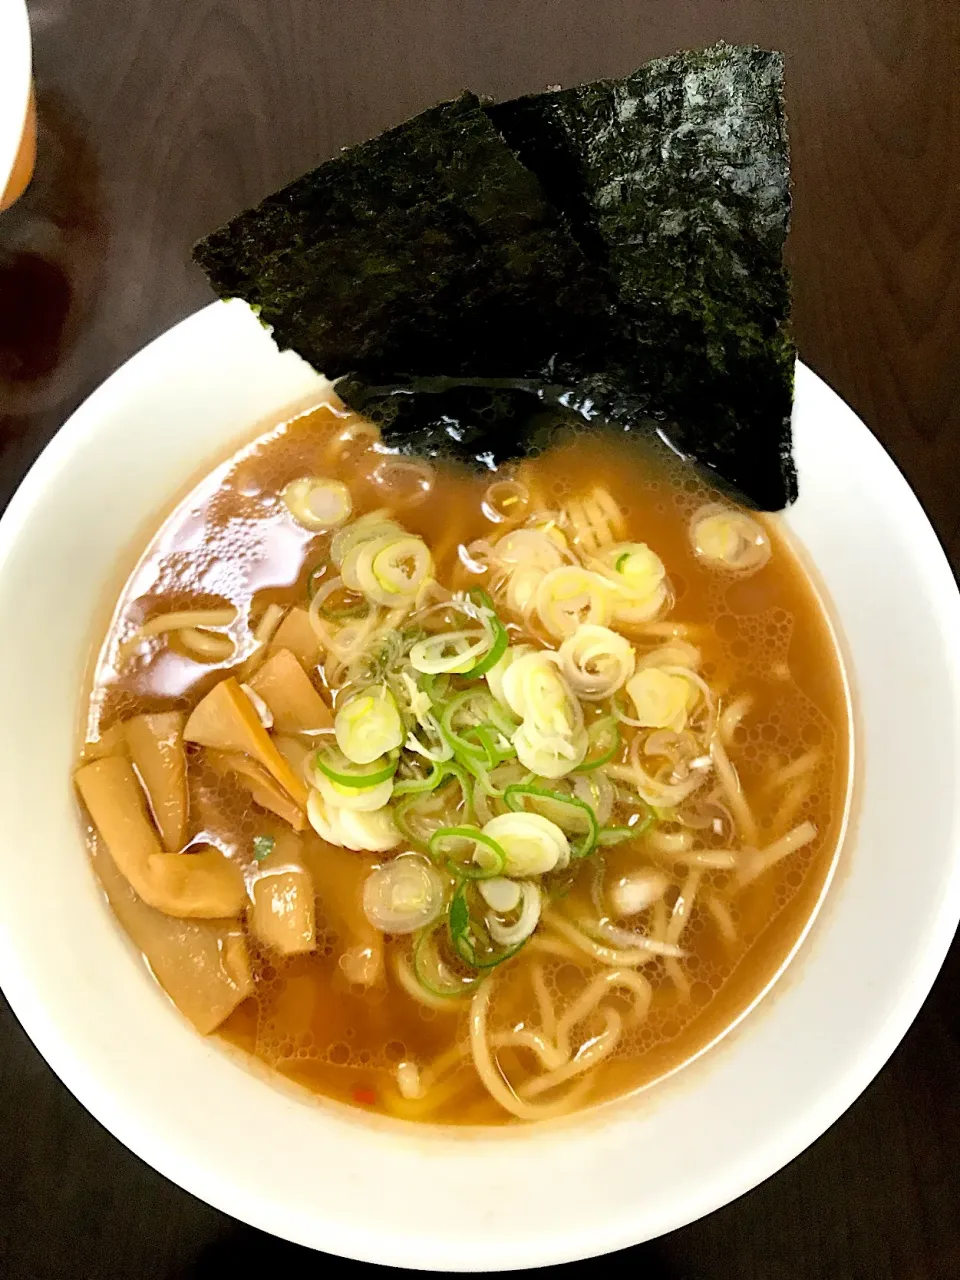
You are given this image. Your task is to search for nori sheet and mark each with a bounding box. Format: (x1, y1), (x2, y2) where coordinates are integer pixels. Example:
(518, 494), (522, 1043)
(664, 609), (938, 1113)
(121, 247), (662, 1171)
(193, 94), (613, 383)
(337, 376), (622, 469)
(488, 42), (796, 508)
(193, 44), (796, 509)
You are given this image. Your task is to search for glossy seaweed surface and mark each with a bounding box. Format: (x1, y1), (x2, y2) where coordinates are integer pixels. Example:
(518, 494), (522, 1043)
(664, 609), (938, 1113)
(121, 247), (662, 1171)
(193, 94), (611, 383)
(491, 43), (795, 508)
(194, 43), (795, 510)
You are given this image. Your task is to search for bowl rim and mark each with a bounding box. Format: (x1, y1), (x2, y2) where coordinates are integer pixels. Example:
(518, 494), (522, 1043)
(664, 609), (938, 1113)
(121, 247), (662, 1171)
(1, 300), (959, 1269)
(0, 0), (31, 199)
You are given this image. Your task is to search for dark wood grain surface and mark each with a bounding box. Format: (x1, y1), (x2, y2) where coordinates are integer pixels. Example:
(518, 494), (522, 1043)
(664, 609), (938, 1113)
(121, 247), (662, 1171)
(1, 2), (959, 1277)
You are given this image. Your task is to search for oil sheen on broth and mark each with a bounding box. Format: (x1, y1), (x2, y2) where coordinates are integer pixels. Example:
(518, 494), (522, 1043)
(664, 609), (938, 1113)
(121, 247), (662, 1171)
(75, 396), (849, 1124)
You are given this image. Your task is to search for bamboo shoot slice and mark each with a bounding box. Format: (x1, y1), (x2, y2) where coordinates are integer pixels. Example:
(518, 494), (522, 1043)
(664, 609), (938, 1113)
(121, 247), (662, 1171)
(75, 757), (246, 918)
(183, 677), (308, 805)
(124, 712), (188, 851)
(249, 829), (316, 955)
(269, 605), (323, 669)
(205, 749), (306, 832)
(249, 648), (333, 735)
(90, 831), (253, 1033)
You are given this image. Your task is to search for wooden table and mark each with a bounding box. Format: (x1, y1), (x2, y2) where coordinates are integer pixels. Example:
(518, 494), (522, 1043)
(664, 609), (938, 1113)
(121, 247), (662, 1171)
(2, 2), (958, 1276)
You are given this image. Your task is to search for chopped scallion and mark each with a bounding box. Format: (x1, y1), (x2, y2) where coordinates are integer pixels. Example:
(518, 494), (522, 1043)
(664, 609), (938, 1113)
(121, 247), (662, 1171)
(574, 715), (620, 772)
(314, 746), (398, 788)
(429, 826), (507, 880)
(447, 880), (527, 969)
(503, 783), (599, 858)
(253, 834), (275, 861)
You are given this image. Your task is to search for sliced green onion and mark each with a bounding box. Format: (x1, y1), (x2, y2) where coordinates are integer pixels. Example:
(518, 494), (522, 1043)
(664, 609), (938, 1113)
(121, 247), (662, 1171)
(439, 729), (515, 787)
(513, 723), (588, 779)
(472, 760), (534, 800)
(464, 723), (515, 769)
(441, 760), (474, 805)
(429, 826), (507, 880)
(314, 747), (398, 789)
(393, 759), (471, 802)
(485, 643), (533, 706)
(315, 771), (394, 812)
(331, 513), (403, 567)
(418, 671), (445, 703)
(469, 587), (498, 613)
(321, 597), (369, 621)
(353, 534), (432, 605)
(478, 877), (522, 912)
(439, 688), (519, 766)
(253, 834), (275, 862)
(558, 624), (635, 702)
(462, 724), (499, 767)
(597, 810), (654, 846)
(503, 783), (599, 859)
(463, 623), (508, 680)
(690, 504), (771, 573)
(439, 696), (484, 760)
(596, 826), (637, 846)
(341, 530), (397, 590)
(335, 684), (404, 764)
(413, 927), (482, 998)
(282, 477), (352, 531)
(393, 764), (473, 847)
(572, 770), (614, 826)
(481, 811), (569, 875)
(458, 687), (518, 738)
(362, 855), (445, 934)
(393, 794), (435, 847)
(603, 542), (666, 598)
(372, 535), (432, 596)
(309, 572), (370, 618)
(448, 880), (526, 970)
(535, 565), (611, 638)
(392, 760), (447, 797)
(631, 805), (656, 836)
(307, 791), (401, 853)
(624, 667), (694, 731)
(484, 698), (518, 740)
(575, 716), (620, 772)
(409, 629), (490, 675)
(486, 881), (541, 947)
(461, 591), (509, 679)
(402, 689), (455, 762)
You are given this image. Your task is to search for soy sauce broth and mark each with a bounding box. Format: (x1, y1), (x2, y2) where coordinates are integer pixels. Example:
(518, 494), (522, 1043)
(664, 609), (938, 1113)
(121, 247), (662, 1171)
(78, 398), (850, 1123)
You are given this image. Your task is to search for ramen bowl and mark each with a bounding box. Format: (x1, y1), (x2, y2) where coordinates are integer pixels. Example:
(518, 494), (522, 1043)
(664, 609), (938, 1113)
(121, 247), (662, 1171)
(0, 299), (957, 1268)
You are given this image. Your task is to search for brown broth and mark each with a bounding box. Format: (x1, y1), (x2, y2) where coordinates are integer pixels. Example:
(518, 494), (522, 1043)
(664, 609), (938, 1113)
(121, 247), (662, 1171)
(78, 400), (850, 1124)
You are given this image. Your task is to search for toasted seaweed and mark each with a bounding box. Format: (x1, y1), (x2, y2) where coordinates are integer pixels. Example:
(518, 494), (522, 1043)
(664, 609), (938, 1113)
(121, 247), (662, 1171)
(488, 43), (796, 508)
(193, 94), (612, 383)
(338, 376), (616, 468)
(193, 44), (796, 509)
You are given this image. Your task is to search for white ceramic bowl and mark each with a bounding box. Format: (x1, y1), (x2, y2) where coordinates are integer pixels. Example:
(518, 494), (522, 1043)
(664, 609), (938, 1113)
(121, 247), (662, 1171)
(0, 0), (31, 197)
(0, 299), (958, 1269)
